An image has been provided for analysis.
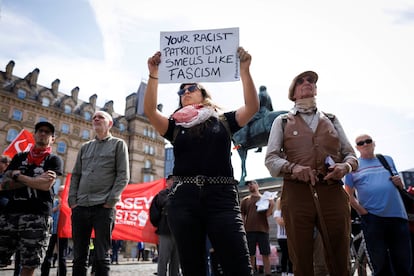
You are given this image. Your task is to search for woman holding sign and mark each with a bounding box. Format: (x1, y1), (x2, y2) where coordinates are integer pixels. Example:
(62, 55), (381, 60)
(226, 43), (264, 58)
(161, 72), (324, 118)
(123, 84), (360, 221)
(144, 47), (259, 276)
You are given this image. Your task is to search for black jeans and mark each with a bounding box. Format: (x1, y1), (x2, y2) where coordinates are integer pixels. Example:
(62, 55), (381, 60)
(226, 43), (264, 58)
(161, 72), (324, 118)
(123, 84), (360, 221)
(167, 183), (252, 276)
(361, 213), (412, 276)
(41, 234), (68, 276)
(71, 205), (115, 276)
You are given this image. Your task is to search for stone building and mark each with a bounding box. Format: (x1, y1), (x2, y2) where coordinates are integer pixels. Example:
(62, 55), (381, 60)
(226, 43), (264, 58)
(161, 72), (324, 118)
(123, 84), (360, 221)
(0, 60), (166, 185)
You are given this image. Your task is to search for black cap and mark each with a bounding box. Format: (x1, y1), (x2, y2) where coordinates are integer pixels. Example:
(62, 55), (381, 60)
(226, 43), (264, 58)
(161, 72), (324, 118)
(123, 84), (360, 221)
(35, 121), (55, 136)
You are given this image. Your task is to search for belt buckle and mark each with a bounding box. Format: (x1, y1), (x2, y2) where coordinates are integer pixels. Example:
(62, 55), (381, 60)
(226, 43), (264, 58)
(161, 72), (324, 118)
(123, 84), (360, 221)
(195, 175), (206, 187)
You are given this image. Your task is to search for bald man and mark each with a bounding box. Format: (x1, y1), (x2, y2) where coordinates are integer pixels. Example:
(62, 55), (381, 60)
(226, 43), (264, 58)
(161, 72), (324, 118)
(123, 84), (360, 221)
(69, 111), (130, 276)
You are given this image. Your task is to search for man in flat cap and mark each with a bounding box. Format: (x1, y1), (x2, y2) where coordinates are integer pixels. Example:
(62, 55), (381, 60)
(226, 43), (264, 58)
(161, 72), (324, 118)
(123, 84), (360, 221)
(0, 121), (63, 275)
(265, 71), (358, 276)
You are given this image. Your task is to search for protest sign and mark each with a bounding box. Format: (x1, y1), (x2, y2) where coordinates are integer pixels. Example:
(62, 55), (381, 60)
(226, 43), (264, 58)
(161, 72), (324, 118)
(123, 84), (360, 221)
(159, 27), (239, 83)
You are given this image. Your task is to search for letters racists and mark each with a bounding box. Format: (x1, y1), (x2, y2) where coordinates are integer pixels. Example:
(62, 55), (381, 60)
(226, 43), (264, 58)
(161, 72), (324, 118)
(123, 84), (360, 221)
(158, 27), (240, 83)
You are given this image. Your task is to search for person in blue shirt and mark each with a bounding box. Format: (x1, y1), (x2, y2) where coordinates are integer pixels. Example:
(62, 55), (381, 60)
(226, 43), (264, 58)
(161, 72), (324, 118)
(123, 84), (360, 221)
(345, 134), (412, 275)
(137, 242), (145, 261)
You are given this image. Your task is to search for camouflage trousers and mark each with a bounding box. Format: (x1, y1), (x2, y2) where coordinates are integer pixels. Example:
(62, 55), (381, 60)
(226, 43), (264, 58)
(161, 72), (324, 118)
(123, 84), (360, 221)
(0, 213), (51, 269)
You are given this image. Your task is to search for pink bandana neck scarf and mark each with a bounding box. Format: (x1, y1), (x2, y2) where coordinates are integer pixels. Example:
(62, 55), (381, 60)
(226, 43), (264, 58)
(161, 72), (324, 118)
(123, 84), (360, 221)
(172, 104), (217, 128)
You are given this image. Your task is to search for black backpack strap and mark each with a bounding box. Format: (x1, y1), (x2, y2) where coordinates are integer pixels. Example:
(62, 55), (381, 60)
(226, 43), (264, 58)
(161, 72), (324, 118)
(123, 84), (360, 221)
(376, 154), (395, 176)
(322, 112), (336, 122)
(280, 113), (289, 132)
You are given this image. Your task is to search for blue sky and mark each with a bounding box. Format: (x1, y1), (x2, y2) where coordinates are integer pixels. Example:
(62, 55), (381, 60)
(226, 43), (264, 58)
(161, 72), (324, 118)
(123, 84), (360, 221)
(1, 0), (413, 180)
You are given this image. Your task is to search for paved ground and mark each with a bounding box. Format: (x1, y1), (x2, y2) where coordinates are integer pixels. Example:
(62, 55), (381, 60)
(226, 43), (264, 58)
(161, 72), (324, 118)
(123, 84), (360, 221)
(1, 260), (372, 275)
(0, 261), (283, 276)
(0, 260), (158, 276)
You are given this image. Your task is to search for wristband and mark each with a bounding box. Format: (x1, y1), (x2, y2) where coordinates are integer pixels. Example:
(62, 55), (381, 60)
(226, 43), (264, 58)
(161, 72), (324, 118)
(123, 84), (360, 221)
(345, 162), (352, 173)
(274, 210), (282, 218)
(149, 75), (158, 80)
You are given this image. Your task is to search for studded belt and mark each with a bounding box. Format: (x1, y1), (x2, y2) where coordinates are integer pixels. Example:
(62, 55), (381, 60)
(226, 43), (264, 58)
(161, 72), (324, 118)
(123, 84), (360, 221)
(173, 175), (237, 186)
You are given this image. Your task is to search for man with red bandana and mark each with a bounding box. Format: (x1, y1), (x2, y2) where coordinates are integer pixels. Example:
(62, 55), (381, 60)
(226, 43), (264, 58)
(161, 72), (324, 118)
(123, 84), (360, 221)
(0, 121), (63, 276)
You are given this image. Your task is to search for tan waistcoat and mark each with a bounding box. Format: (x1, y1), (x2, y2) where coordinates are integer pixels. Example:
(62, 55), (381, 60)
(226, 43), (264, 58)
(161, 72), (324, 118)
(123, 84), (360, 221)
(283, 113), (342, 179)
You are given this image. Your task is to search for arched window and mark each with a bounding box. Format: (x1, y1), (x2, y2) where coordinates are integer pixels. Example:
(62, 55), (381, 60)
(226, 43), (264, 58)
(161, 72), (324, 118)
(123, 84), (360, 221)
(57, 141), (67, 154)
(17, 88), (26, 99)
(82, 130), (90, 140)
(119, 123), (126, 132)
(84, 111), (92, 121)
(61, 123), (70, 134)
(6, 129), (19, 142)
(12, 109), (23, 121)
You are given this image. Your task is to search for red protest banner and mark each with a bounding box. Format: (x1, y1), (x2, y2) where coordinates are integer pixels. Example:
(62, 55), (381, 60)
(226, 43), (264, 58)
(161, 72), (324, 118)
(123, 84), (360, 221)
(58, 175), (165, 244)
(2, 129), (35, 158)
(112, 178), (165, 243)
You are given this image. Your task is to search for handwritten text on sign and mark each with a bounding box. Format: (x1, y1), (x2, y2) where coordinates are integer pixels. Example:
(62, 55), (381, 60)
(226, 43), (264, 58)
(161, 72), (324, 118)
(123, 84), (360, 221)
(159, 27), (240, 83)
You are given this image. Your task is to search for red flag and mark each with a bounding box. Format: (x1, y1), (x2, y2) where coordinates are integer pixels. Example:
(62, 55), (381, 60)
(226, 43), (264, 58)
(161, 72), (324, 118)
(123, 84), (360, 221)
(58, 176), (165, 243)
(57, 174), (72, 238)
(3, 129), (35, 158)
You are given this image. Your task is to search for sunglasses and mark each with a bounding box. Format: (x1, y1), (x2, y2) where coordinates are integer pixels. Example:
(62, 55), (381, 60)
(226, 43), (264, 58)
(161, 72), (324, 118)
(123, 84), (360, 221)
(356, 138), (373, 146)
(296, 76), (316, 85)
(177, 85), (199, 96)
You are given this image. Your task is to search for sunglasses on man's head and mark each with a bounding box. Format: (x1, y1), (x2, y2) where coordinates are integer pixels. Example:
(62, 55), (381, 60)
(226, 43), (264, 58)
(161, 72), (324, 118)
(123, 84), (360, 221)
(177, 85), (198, 96)
(296, 76), (316, 85)
(356, 138), (373, 146)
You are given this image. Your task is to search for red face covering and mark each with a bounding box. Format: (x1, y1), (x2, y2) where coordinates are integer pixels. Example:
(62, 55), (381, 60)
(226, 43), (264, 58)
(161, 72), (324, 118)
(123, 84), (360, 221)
(27, 146), (52, 166)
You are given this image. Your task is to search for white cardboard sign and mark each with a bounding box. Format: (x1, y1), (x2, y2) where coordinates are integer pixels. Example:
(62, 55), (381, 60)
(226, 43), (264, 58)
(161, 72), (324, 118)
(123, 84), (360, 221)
(159, 27), (240, 83)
